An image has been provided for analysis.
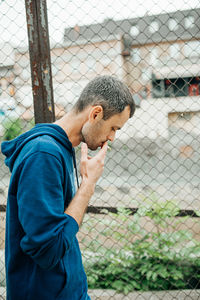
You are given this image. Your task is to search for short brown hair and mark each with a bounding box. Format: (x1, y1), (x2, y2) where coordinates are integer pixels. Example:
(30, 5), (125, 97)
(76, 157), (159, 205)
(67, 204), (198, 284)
(74, 75), (135, 120)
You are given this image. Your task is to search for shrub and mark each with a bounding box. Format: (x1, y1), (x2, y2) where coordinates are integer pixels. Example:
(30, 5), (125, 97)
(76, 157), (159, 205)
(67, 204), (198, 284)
(82, 197), (200, 294)
(2, 119), (24, 141)
(2, 118), (34, 141)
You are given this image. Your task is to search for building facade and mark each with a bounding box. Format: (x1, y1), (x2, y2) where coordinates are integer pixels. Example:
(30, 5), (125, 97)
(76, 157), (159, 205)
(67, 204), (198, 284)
(0, 8), (200, 139)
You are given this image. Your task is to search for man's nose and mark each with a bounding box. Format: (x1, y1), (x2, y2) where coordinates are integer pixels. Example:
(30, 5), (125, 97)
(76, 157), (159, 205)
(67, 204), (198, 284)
(107, 131), (116, 142)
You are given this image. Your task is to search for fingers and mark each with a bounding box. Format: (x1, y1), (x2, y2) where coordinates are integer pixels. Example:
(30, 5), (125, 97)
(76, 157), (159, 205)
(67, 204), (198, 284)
(81, 143), (88, 161)
(81, 142), (108, 162)
(96, 142), (108, 160)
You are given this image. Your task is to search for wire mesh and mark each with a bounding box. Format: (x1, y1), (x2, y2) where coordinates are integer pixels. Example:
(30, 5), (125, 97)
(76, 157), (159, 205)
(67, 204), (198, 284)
(1, 1), (200, 299)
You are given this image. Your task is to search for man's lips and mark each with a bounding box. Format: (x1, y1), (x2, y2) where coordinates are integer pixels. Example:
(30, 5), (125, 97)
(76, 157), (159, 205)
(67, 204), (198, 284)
(100, 142), (106, 148)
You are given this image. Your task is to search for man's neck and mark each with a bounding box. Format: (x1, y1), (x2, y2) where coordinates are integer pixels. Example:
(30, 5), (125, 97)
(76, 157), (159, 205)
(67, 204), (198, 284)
(54, 109), (88, 147)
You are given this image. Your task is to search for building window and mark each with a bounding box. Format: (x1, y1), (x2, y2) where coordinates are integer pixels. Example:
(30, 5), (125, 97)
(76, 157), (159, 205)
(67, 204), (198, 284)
(188, 83), (199, 96)
(166, 78), (188, 97)
(130, 25), (139, 36)
(168, 18), (178, 31)
(178, 112), (192, 121)
(131, 48), (140, 63)
(165, 81), (175, 97)
(185, 16), (194, 29)
(149, 21), (159, 34)
(152, 79), (165, 98)
(152, 76), (200, 99)
(184, 41), (200, 58)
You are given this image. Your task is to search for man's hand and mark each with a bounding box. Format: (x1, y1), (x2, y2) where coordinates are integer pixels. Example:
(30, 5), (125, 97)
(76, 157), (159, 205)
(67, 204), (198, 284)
(65, 142), (107, 226)
(80, 142), (108, 186)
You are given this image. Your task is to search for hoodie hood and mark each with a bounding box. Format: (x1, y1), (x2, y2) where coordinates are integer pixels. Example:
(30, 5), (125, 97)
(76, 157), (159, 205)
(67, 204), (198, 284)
(1, 123), (73, 172)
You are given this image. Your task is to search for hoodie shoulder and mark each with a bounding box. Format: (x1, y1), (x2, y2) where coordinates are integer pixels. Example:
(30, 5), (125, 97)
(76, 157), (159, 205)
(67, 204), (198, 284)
(23, 134), (63, 158)
(1, 124), (72, 172)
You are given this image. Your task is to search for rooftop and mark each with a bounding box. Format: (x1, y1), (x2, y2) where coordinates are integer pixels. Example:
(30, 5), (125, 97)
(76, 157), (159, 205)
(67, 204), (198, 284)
(64, 8), (200, 46)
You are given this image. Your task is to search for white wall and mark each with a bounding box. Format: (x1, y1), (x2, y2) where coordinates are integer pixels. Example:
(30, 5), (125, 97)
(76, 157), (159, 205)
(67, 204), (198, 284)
(118, 96), (200, 140)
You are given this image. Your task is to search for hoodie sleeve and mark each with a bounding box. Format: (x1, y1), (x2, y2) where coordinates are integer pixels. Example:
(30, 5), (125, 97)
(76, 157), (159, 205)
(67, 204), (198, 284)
(17, 151), (79, 270)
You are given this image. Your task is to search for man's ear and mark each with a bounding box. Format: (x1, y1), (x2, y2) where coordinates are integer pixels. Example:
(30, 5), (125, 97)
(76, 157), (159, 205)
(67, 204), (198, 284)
(89, 106), (103, 123)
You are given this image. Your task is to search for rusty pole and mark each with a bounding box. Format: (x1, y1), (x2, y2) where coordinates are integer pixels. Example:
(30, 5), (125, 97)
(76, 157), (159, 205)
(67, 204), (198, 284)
(25, 0), (55, 123)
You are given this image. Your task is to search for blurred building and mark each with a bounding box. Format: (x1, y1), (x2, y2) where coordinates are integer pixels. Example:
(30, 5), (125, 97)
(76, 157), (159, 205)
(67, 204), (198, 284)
(0, 8), (200, 139)
(0, 43), (17, 119)
(63, 8), (200, 139)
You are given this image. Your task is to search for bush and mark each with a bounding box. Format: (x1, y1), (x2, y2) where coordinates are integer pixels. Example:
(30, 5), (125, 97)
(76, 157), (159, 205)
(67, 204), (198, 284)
(2, 119), (24, 141)
(2, 118), (34, 141)
(82, 197), (200, 294)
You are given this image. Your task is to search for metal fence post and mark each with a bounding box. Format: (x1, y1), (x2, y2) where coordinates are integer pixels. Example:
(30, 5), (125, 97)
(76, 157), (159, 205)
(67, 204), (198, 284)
(25, 0), (55, 123)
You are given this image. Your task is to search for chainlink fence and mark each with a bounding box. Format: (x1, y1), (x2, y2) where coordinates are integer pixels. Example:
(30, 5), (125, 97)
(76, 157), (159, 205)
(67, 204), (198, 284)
(1, 1), (200, 299)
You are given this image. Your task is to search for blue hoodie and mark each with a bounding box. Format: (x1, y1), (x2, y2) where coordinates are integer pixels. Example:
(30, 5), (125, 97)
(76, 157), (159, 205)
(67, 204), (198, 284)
(1, 123), (91, 300)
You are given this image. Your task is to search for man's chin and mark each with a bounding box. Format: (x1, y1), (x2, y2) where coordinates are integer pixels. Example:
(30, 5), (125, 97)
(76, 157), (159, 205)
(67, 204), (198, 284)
(88, 144), (100, 151)
(90, 147), (99, 151)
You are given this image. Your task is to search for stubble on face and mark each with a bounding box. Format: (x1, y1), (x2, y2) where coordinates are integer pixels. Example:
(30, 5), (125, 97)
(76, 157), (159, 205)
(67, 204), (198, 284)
(81, 120), (105, 151)
(81, 106), (131, 150)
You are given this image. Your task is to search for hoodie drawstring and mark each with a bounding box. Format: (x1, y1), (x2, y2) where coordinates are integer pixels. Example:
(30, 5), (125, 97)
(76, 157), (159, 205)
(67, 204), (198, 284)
(72, 149), (80, 189)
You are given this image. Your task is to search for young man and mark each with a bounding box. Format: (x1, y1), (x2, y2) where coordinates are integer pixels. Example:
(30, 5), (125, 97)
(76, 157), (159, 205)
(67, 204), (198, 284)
(1, 75), (135, 300)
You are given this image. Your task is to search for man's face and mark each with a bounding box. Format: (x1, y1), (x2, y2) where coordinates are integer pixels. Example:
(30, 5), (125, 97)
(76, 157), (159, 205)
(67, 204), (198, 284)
(81, 106), (130, 150)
